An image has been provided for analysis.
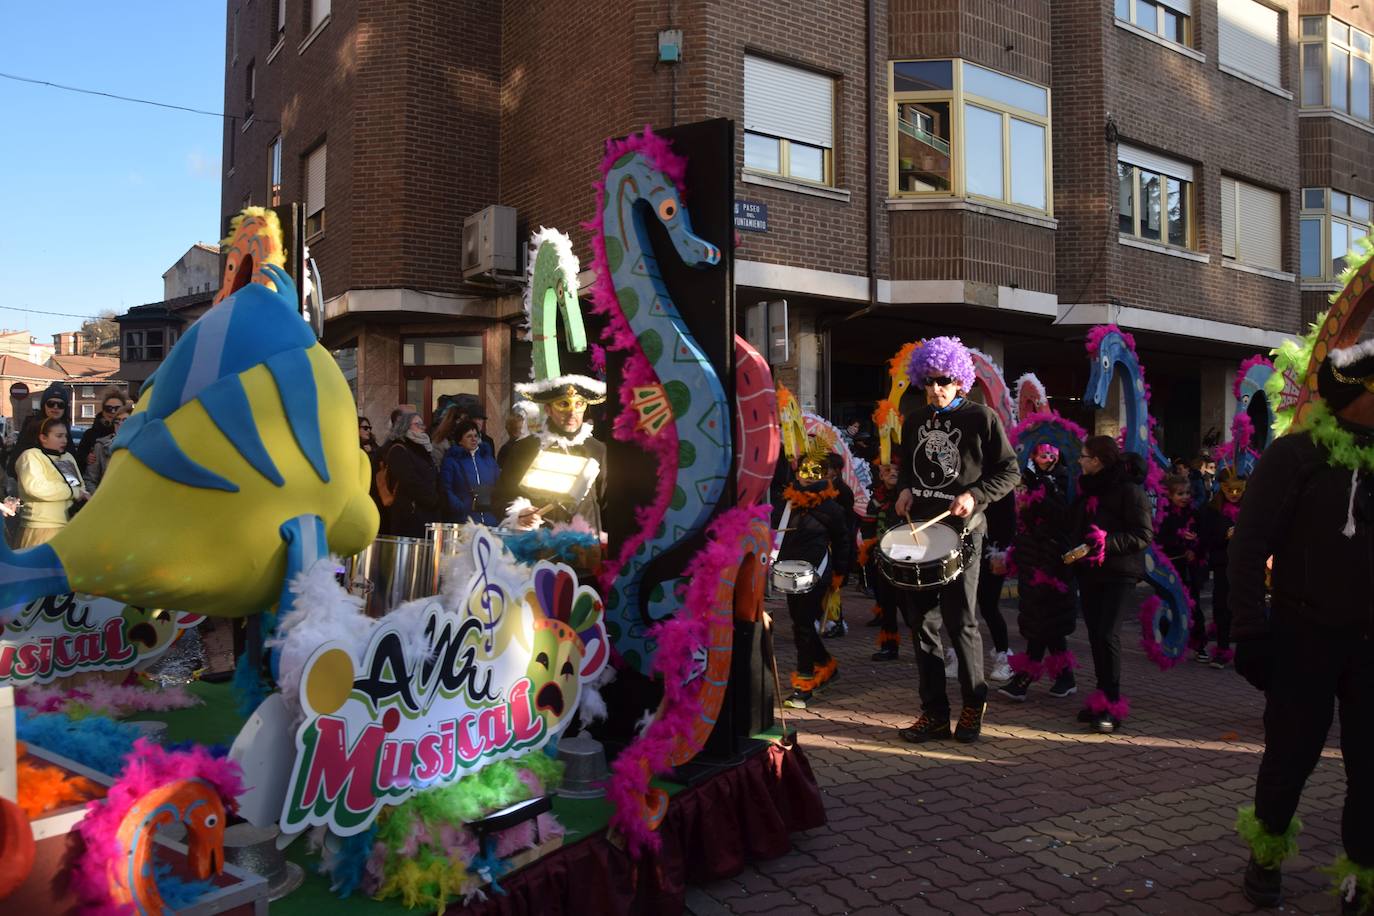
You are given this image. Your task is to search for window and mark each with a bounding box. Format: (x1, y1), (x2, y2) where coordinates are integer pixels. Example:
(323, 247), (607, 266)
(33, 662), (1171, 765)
(1218, 0), (1282, 89)
(123, 329), (166, 362)
(1300, 187), (1372, 280)
(1115, 0), (1192, 47)
(889, 60), (1052, 214)
(244, 60), (255, 122)
(1221, 177), (1283, 271)
(1300, 16), (1373, 121)
(310, 0), (330, 32)
(743, 55), (835, 186)
(1117, 145), (1192, 248)
(81, 404), (95, 419)
(232, 7), (240, 62)
(268, 136), (282, 207)
(274, 0), (287, 38)
(305, 142), (326, 237)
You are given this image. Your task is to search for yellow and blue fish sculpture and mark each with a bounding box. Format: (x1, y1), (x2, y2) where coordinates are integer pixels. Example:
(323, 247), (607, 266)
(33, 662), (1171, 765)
(0, 264), (378, 622)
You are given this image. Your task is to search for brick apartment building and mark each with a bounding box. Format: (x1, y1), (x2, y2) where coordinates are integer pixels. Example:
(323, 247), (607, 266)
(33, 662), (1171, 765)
(222, 0), (1372, 459)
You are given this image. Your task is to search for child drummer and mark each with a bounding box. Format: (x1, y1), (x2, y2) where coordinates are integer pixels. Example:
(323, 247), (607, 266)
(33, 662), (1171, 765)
(774, 439), (853, 709)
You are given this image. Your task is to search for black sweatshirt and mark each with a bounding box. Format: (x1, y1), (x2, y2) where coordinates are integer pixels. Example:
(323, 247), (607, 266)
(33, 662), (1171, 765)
(896, 399), (1019, 528)
(772, 482), (853, 579)
(1230, 430), (1374, 641)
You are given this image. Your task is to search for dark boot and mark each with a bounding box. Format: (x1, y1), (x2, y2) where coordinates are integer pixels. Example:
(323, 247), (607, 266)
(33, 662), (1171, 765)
(1243, 855), (1282, 908)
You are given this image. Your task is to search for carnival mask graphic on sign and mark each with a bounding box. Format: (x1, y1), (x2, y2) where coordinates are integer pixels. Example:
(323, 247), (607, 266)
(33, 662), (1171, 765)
(0, 594), (201, 686)
(280, 529), (608, 837)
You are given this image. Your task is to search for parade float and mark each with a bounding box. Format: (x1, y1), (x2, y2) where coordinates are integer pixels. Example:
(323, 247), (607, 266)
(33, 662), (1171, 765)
(0, 125), (823, 915)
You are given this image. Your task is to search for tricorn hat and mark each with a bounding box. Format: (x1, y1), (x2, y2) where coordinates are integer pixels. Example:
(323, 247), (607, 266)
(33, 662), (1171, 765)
(1318, 338), (1374, 411)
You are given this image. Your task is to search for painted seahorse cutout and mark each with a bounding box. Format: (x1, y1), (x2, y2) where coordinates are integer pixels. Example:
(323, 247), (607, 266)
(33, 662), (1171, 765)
(526, 227), (587, 380)
(733, 336), (779, 508)
(872, 341), (919, 464)
(1083, 325), (1192, 667)
(113, 779), (226, 915)
(968, 347), (1017, 431)
(216, 206), (288, 304)
(589, 129), (730, 672)
(1014, 372), (1050, 427)
(1234, 355), (1276, 450)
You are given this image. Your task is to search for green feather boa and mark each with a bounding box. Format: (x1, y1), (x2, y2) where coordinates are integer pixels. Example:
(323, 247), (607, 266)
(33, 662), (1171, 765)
(1326, 855), (1374, 914)
(1236, 805), (1301, 869)
(1302, 398), (1374, 472)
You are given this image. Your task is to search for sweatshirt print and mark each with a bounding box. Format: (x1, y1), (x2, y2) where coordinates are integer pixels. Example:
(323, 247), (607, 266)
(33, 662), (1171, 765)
(897, 399), (1020, 527)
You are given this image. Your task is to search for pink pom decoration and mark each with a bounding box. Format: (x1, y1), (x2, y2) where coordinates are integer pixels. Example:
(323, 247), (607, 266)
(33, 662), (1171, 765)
(1028, 568), (1069, 594)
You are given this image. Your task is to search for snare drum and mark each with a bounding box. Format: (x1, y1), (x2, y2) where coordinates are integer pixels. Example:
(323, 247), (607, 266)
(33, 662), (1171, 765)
(770, 559), (820, 594)
(877, 522), (968, 591)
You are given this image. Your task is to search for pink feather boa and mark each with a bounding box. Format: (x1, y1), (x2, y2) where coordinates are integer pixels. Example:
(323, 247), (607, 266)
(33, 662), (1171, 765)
(1028, 568), (1069, 594)
(1010, 410), (1089, 445)
(1233, 355), (1273, 401)
(18, 682), (200, 718)
(1086, 324), (1136, 357)
(1044, 650), (1078, 678)
(585, 127), (688, 593)
(1082, 525), (1107, 566)
(606, 505), (767, 855)
(74, 739), (244, 915)
(1008, 653), (1043, 679)
(1084, 689), (1131, 720)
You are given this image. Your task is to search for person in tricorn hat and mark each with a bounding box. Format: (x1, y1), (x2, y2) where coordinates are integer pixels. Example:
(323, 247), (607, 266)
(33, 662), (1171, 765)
(492, 357), (608, 538)
(1230, 337), (1374, 913)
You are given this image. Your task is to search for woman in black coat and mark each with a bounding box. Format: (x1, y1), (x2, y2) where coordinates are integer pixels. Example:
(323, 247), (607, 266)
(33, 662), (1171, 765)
(377, 411), (442, 538)
(1069, 435), (1153, 734)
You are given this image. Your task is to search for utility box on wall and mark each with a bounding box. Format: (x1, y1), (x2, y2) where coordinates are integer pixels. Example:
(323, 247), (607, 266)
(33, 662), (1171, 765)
(462, 205), (518, 279)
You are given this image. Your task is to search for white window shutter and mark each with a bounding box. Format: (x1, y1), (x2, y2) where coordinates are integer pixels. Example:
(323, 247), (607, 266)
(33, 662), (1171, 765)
(1236, 180), (1283, 270)
(278, 0), (286, 31)
(1157, 0), (1191, 14)
(311, 0), (330, 30)
(1118, 143), (1194, 182)
(744, 55), (834, 149)
(1221, 177), (1238, 258)
(1218, 0), (1281, 88)
(306, 144), (327, 217)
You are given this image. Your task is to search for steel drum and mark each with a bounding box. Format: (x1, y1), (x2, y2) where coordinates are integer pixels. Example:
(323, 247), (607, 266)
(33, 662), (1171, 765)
(343, 536), (434, 617)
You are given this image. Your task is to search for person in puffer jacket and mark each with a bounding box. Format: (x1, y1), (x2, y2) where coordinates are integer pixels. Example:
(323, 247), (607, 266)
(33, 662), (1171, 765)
(440, 420), (500, 525)
(1067, 435), (1152, 735)
(998, 444), (1078, 703)
(1228, 340), (1374, 914)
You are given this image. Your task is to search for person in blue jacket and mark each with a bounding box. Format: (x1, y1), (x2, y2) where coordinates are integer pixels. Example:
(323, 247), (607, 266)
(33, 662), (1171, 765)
(441, 420), (500, 524)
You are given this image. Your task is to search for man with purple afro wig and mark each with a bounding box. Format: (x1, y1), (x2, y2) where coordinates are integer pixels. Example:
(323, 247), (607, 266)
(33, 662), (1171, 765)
(891, 335), (1019, 745)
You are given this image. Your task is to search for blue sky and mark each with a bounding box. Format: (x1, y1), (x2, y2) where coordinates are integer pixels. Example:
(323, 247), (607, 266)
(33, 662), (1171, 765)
(0, 3), (225, 342)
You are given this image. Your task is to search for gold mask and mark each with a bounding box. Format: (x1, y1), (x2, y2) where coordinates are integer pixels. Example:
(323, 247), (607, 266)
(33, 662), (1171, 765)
(797, 460), (824, 482)
(1221, 481), (1246, 501)
(550, 394), (591, 413)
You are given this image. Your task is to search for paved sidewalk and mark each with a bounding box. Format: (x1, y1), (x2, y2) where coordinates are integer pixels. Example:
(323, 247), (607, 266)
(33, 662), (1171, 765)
(690, 587), (1347, 915)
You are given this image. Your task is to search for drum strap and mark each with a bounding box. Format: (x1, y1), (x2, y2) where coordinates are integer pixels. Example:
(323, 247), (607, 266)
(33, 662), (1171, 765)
(770, 502), (829, 579)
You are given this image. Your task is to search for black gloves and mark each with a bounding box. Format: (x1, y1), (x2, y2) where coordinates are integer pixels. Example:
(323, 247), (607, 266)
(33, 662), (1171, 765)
(1234, 638), (1275, 692)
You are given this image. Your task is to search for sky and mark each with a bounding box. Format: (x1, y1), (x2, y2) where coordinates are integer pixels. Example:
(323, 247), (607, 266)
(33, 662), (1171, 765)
(0, 2), (226, 342)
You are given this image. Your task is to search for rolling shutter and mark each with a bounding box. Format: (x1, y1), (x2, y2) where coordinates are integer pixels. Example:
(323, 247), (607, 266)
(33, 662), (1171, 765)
(1223, 177), (1283, 270)
(1118, 143), (1193, 182)
(1218, 0), (1281, 88)
(306, 144), (327, 218)
(1157, 0), (1191, 13)
(744, 55), (834, 149)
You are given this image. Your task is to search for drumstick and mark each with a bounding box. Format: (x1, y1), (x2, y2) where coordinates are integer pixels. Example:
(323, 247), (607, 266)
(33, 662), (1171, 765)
(907, 509), (952, 537)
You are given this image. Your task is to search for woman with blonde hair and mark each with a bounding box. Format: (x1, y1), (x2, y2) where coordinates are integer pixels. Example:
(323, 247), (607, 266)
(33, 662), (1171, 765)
(15, 417), (87, 547)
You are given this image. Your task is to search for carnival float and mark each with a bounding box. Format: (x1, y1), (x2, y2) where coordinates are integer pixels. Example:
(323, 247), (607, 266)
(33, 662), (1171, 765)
(0, 124), (824, 915)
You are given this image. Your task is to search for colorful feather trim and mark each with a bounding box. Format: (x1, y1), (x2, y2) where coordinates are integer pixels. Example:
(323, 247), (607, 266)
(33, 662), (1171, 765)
(1084, 690), (1130, 720)
(1008, 653), (1043, 679)
(1236, 805), (1301, 869)
(1043, 650), (1078, 678)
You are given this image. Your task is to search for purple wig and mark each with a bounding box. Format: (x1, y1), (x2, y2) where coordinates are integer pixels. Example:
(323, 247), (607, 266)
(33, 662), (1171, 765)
(908, 336), (976, 392)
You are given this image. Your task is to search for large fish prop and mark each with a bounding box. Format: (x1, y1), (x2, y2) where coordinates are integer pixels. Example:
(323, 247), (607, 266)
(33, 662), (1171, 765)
(0, 264), (378, 621)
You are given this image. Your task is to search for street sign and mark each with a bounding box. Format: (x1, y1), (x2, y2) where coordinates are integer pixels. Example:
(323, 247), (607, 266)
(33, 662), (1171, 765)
(733, 199), (768, 232)
(8, 383), (28, 401)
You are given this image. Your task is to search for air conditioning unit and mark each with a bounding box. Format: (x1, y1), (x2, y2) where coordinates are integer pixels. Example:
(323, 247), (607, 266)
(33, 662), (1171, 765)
(462, 205), (518, 279)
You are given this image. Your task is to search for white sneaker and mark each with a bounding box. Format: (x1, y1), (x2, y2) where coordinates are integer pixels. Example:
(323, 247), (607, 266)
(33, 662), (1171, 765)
(989, 651), (1013, 683)
(944, 647), (959, 680)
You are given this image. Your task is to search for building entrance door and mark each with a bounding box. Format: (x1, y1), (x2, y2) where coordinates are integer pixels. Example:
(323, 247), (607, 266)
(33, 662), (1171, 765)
(400, 334), (483, 423)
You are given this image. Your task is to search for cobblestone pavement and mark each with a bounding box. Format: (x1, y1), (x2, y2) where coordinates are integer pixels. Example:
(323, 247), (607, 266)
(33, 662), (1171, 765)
(690, 586), (1348, 916)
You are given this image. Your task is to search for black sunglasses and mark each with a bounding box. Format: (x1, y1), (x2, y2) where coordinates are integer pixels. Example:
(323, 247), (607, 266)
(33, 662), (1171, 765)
(44, 400), (64, 408)
(923, 376), (955, 387)
(102, 403), (121, 413)
(359, 424), (372, 431)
